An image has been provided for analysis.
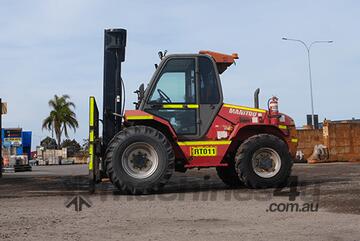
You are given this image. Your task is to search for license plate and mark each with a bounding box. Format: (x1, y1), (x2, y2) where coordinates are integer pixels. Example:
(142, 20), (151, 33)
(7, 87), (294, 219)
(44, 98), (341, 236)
(191, 146), (217, 157)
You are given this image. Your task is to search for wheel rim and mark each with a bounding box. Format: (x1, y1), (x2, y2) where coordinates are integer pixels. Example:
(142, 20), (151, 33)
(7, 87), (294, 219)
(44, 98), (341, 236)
(121, 142), (159, 179)
(251, 147), (281, 178)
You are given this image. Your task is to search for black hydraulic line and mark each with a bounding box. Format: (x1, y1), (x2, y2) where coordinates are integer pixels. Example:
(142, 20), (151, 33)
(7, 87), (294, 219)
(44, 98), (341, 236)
(121, 76), (126, 117)
(114, 50), (122, 134)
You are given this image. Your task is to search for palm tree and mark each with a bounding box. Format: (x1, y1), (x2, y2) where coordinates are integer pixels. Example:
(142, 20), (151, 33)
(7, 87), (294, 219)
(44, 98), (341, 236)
(42, 94), (79, 149)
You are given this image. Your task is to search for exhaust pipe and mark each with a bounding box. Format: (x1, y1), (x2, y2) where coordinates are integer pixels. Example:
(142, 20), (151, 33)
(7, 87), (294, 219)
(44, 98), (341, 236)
(254, 88), (260, 108)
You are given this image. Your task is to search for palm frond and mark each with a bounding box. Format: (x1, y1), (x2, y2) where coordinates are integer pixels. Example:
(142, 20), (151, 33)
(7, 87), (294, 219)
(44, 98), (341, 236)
(43, 94), (78, 148)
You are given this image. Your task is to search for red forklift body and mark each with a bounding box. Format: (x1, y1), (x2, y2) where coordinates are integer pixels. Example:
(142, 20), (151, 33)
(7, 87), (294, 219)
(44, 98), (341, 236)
(124, 102), (297, 169)
(123, 50), (297, 170)
(90, 29), (298, 194)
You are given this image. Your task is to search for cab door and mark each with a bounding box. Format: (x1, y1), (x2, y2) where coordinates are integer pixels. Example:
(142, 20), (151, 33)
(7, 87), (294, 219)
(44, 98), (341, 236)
(144, 57), (199, 138)
(197, 56), (223, 138)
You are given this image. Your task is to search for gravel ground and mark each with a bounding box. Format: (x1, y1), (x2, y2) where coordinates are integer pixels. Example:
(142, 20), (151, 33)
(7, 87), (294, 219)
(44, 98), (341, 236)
(0, 163), (359, 241)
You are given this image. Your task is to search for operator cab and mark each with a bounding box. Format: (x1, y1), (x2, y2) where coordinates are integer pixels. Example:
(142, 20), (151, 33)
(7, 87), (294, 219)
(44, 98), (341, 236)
(140, 51), (238, 139)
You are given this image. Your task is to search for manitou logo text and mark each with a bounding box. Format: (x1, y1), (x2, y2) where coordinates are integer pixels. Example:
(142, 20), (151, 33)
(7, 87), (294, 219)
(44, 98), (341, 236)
(229, 108), (257, 117)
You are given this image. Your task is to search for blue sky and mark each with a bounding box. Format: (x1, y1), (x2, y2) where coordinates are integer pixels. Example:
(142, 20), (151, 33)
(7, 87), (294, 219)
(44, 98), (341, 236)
(1, 0), (359, 149)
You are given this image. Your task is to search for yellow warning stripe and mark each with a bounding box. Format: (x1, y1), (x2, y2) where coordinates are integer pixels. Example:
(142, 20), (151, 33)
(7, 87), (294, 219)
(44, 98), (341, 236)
(126, 115), (154, 120)
(178, 140), (231, 146)
(89, 97), (95, 127)
(163, 104), (199, 109)
(89, 96), (95, 171)
(89, 144), (93, 171)
(223, 103), (266, 113)
(186, 104), (199, 109)
(89, 130), (94, 142)
(163, 104), (183, 108)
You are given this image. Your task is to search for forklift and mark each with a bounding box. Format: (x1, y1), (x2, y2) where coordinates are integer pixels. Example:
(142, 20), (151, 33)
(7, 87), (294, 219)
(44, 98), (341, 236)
(89, 28), (298, 194)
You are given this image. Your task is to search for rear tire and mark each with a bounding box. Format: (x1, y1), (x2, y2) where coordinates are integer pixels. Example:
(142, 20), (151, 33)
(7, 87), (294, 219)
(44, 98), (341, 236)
(105, 126), (174, 194)
(216, 159), (242, 187)
(235, 134), (292, 188)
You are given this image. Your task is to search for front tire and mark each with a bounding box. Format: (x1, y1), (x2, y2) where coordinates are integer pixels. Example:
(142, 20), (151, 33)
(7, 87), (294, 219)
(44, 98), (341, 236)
(235, 134), (292, 188)
(105, 126), (174, 194)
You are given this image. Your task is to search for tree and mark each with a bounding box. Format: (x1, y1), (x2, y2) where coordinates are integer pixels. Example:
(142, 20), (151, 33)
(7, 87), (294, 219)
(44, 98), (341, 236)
(82, 138), (89, 152)
(40, 136), (57, 149)
(42, 94), (79, 149)
(61, 139), (81, 157)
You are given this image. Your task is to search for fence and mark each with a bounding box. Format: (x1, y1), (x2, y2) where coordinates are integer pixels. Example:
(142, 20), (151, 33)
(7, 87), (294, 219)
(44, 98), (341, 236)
(297, 120), (360, 162)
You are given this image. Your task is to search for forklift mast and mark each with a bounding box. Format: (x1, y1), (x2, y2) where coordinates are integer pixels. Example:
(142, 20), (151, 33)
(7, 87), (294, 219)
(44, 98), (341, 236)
(102, 29), (127, 150)
(89, 29), (127, 192)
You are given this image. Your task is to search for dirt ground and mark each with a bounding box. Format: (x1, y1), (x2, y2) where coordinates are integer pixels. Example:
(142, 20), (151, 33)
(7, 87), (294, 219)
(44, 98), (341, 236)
(0, 163), (359, 241)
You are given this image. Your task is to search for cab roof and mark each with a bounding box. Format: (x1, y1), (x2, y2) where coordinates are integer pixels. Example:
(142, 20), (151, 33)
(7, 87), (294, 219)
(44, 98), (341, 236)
(199, 50), (238, 74)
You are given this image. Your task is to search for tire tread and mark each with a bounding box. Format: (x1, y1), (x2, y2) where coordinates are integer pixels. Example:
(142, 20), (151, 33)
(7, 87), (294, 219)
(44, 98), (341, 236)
(235, 134), (293, 189)
(105, 126), (174, 194)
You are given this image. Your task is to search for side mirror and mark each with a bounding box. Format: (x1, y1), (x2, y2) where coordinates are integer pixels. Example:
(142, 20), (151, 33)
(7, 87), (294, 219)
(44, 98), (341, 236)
(134, 83), (145, 109)
(139, 83), (145, 100)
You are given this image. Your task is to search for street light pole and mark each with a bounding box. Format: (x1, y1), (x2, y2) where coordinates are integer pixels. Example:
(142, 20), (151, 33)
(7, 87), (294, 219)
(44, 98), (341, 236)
(282, 38), (333, 128)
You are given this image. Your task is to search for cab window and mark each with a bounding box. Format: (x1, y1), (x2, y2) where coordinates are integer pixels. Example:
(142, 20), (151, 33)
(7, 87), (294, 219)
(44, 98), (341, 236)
(199, 57), (220, 104)
(149, 59), (196, 103)
(147, 58), (197, 135)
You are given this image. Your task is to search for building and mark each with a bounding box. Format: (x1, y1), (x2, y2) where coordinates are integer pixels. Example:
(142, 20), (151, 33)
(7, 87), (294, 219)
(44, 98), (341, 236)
(1, 128), (32, 160)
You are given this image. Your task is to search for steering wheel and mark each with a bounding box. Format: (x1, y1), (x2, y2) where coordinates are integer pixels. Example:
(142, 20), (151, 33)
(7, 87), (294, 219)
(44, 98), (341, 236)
(157, 89), (172, 103)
